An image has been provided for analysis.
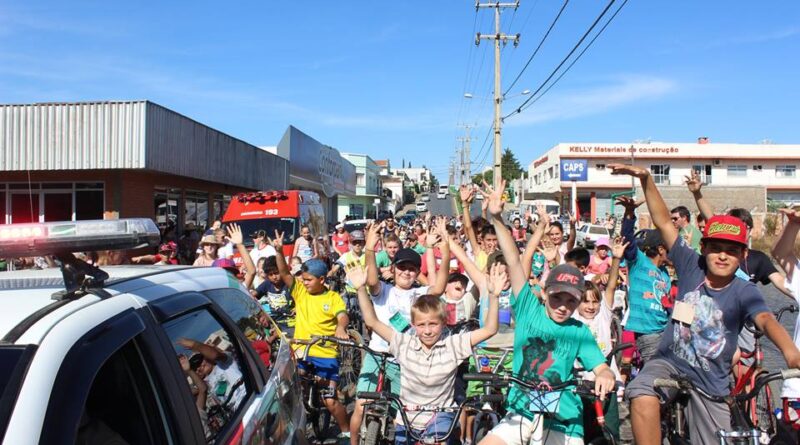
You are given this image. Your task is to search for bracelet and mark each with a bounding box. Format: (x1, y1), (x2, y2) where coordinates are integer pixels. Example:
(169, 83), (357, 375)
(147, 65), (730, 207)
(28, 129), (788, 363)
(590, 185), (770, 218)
(365, 248), (375, 252)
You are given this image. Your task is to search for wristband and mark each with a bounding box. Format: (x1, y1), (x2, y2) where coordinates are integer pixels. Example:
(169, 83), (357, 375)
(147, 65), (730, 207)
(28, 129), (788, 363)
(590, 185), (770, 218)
(365, 248), (375, 252)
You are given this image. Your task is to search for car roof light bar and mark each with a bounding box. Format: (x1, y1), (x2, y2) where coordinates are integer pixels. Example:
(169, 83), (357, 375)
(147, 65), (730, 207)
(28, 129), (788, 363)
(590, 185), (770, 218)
(0, 218), (161, 258)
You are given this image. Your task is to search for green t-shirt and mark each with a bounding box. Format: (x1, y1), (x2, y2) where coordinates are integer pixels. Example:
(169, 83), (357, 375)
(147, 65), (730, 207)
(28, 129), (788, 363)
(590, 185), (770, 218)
(375, 250), (392, 268)
(411, 244), (426, 256)
(680, 224), (703, 253)
(508, 282), (605, 437)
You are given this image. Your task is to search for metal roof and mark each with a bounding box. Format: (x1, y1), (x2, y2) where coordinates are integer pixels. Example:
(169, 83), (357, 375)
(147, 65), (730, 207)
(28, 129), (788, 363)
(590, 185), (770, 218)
(0, 101), (288, 190)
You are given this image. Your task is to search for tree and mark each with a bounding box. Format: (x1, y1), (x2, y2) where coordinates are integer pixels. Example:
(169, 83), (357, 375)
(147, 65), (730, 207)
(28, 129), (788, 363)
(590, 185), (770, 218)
(501, 147), (523, 182)
(472, 170), (492, 186)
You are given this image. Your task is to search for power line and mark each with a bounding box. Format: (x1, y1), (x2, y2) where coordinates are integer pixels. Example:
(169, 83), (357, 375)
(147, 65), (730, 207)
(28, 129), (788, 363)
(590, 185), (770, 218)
(504, 0), (570, 95)
(516, 0), (631, 113)
(504, 0), (618, 120)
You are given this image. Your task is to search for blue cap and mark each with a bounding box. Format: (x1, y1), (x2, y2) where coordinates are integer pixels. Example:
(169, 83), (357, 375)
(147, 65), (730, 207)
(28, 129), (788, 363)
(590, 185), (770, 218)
(301, 259), (329, 278)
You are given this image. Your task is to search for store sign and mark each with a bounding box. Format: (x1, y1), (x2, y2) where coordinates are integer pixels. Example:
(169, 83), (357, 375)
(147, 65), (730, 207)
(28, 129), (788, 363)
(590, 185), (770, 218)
(560, 159), (588, 181)
(567, 145), (681, 155)
(533, 155), (549, 168)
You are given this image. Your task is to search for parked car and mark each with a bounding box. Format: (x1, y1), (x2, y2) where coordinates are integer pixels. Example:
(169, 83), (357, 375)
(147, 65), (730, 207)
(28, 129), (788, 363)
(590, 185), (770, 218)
(437, 191), (447, 199)
(575, 223), (611, 248)
(343, 218), (372, 234)
(416, 202), (428, 212)
(0, 218), (306, 445)
(421, 194), (431, 202)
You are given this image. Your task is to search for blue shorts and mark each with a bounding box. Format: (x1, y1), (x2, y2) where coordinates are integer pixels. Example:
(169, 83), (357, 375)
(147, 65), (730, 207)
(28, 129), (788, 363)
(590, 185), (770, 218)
(297, 356), (340, 383)
(394, 412), (458, 445)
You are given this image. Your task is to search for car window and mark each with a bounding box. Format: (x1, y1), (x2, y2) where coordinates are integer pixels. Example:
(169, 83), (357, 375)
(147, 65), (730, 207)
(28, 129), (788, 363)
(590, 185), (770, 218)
(76, 339), (172, 445)
(204, 288), (272, 367)
(162, 309), (251, 441)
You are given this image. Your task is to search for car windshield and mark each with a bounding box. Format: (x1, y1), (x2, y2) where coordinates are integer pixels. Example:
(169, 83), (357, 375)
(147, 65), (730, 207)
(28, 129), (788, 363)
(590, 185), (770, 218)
(227, 218), (297, 246)
(589, 226), (608, 235)
(344, 222), (368, 233)
(546, 205), (559, 215)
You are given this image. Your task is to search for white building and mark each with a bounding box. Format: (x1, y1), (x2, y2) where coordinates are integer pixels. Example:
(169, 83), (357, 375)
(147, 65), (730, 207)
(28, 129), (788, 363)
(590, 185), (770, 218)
(376, 160), (410, 214)
(394, 167), (432, 192)
(525, 139), (800, 222)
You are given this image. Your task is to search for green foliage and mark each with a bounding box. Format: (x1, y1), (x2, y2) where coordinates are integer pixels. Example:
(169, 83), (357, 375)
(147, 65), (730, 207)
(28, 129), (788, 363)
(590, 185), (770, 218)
(764, 214), (779, 237)
(501, 148), (523, 182)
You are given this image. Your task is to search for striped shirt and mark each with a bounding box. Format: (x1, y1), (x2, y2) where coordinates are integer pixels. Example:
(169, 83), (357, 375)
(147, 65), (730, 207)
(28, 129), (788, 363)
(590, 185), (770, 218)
(389, 331), (472, 430)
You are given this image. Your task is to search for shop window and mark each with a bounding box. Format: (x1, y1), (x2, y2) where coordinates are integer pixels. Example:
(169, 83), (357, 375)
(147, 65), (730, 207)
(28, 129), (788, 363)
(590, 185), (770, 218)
(650, 164), (670, 185)
(776, 165), (796, 178)
(44, 193), (73, 221)
(154, 189), (181, 231)
(11, 193), (39, 223)
(727, 165), (747, 177)
(162, 308), (251, 441)
(76, 190), (104, 220)
(692, 165), (712, 184)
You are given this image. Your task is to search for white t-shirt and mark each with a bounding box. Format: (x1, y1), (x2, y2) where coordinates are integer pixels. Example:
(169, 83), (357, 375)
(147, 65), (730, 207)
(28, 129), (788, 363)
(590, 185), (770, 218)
(205, 357), (246, 411)
(781, 259), (800, 398)
(249, 244), (277, 264)
(217, 242), (235, 260)
(369, 282), (430, 353)
(573, 299), (620, 381)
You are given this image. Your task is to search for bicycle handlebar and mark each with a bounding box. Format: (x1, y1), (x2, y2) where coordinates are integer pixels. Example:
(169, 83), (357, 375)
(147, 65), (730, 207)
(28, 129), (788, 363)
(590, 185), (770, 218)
(744, 304), (797, 336)
(308, 335), (393, 359)
(462, 372), (617, 394)
(654, 369), (800, 403)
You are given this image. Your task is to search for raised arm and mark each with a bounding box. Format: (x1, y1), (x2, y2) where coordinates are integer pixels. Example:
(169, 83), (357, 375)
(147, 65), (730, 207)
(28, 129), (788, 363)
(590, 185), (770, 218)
(229, 223), (256, 289)
(773, 208), (800, 276)
(685, 169), (714, 221)
(428, 217), (451, 296)
(364, 222), (383, 295)
(616, 196), (644, 262)
(483, 180), (526, 295)
(449, 238), (487, 290)
(566, 212), (577, 250)
(348, 266), (394, 342)
(609, 164), (679, 250)
(521, 205), (549, 279)
(604, 237), (627, 308)
(459, 185), (480, 255)
(268, 230), (295, 288)
(470, 262), (504, 346)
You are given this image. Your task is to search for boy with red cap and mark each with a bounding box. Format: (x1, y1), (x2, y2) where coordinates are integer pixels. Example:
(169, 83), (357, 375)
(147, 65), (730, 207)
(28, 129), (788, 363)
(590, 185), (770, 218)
(609, 164), (800, 445)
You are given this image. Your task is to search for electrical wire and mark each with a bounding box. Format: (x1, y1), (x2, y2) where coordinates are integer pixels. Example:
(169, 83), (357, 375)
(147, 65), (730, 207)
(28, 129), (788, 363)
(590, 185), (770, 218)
(504, 0), (618, 120)
(515, 0), (630, 113)
(504, 0), (570, 96)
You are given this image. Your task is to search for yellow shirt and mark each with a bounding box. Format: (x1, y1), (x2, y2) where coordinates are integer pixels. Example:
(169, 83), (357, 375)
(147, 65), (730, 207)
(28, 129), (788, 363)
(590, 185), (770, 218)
(291, 281), (347, 359)
(475, 250), (488, 272)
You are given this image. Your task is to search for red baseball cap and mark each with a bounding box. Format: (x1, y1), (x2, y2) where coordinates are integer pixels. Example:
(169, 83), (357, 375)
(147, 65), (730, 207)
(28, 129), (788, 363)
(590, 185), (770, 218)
(702, 215), (748, 247)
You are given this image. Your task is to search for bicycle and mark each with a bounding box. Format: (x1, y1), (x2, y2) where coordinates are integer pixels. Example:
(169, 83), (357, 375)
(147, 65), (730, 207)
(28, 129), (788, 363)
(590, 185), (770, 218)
(655, 368), (800, 444)
(467, 347), (514, 444)
(462, 372), (620, 445)
(306, 335), (396, 445)
(732, 304), (798, 438)
(291, 333), (364, 441)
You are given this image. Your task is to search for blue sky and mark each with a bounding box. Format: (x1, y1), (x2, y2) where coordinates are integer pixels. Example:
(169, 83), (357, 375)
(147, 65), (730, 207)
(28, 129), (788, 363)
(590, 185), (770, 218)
(1, 1), (798, 182)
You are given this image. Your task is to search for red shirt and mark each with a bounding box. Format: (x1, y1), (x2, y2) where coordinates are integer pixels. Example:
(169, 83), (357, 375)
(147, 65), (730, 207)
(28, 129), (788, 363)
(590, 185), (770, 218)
(420, 247), (465, 275)
(331, 231), (350, 255)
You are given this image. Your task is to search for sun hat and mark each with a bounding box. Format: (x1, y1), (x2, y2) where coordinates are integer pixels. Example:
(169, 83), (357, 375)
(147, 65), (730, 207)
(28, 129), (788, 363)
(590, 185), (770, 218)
(200, 235), (222, 246)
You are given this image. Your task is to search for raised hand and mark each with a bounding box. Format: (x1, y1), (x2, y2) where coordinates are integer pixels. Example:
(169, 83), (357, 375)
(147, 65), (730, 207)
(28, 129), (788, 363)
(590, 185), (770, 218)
(365, 221), (382, 250)
(540, 239), (558, 263)
(227, 223), (244, 245)
(536, 204), (549, 225)
(611, 236), (629, 259)
(345, 264), (369, 289)
(482, 179), (506, 218)
(615, 195), (644, 213)
(684, 169), (703, 193)
(779, 207), (800, 225)
(608, 163), (650, 179)
(486, 261), (509, 298)
(524, 208), (533, 223)
(425, 230), (442, 249)
(267, 230), (285, 248)
(459, 184), (475, 204)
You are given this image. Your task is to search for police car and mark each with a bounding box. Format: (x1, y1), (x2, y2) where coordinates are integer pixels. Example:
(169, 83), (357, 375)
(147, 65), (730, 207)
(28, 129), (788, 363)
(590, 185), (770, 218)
(0, 219), (306, 445)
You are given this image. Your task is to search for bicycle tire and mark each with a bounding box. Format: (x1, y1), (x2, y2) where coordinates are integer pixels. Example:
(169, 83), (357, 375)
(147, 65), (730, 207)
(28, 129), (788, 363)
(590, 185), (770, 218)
(754, 379), (776, 438)
(362, 419), (381, 445)
(472, 412), (498, 444)
(312, 409), (331, 440)
(338, 329), (365, 401)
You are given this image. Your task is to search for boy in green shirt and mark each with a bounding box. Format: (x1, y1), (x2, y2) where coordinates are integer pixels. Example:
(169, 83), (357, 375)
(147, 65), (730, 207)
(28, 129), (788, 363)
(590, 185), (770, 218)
(477, 180), (615, 445)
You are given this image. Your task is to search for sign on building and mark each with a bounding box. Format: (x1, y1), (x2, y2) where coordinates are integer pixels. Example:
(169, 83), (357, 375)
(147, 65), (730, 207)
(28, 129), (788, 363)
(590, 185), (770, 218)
(560, 159), (588, 181)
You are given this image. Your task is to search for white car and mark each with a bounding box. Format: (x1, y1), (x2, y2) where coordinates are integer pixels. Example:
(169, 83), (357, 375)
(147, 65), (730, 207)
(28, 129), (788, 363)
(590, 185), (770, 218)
(575, 223), (611, 248)
(421, 194), (431, 202)
(437, 191), (447, 199)
(416, 202), (428, 212)
(0, 219), (306, 445)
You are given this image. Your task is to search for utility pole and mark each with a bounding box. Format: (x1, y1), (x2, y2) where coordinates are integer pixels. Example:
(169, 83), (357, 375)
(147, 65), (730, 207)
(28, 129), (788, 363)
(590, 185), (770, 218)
(448, 153), (455, 187)
(476, 0), (520, 190)
(457, 123), (474, 187)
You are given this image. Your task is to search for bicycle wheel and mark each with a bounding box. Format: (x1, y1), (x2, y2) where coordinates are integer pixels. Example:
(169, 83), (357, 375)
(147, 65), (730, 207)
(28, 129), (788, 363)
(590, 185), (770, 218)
(312, 409), (331, 440)
(754, 380), (776, 438)
(472, 412), (499, 444)
(362, 418), (381, 445)
(338, 329), (365, 401)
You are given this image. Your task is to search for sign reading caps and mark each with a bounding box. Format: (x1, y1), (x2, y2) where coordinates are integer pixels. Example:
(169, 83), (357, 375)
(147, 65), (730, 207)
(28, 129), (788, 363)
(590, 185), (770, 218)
(560, 159), (588, 181)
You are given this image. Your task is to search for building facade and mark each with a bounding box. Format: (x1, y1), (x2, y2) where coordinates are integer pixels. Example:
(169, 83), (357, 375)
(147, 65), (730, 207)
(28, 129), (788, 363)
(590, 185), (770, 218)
(376, 160), (410, 214)
(339, 153), (384, 220)
(0, 101), (287, 231)
(394, 167), (432, 193)
(524, 140), (800, 224)
(273, 126), (356, 226)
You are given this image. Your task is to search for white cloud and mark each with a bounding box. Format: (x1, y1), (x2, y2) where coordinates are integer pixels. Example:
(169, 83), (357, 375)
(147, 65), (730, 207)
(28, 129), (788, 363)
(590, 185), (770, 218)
(505, 75), (677, 126)
(702, 26), (800, 50)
